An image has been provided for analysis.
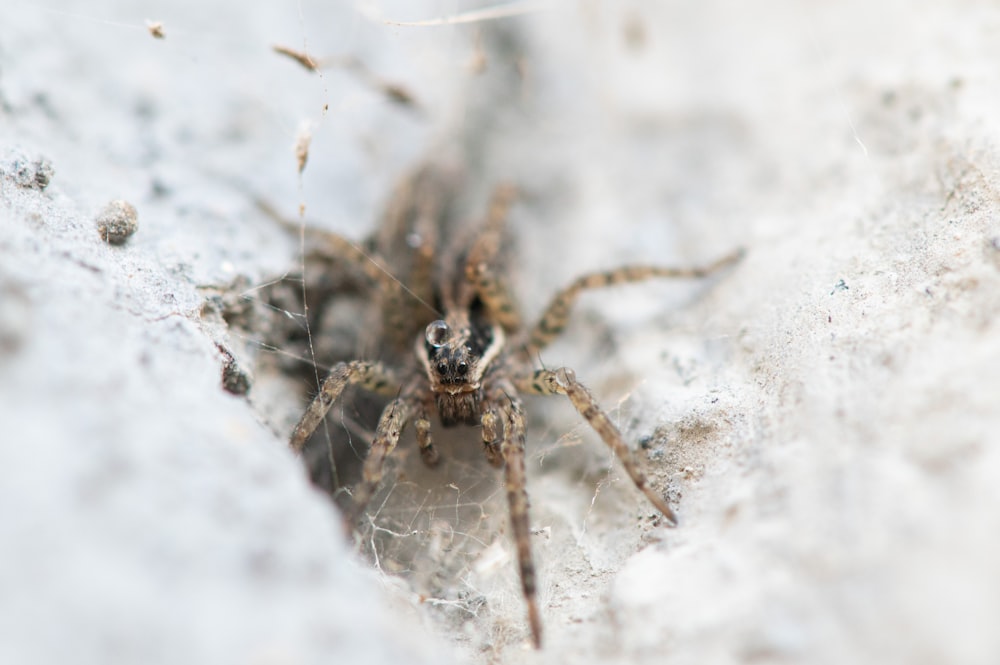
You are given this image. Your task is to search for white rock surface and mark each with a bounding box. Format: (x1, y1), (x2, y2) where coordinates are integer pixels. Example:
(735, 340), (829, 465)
(2, 1), (999, 665)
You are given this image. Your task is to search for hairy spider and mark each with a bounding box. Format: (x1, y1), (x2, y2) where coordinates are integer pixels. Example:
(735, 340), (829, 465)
(282, 165), (742, 648)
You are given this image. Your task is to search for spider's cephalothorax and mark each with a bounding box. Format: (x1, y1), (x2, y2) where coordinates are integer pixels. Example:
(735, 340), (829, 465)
(417, 309), (504, 426)
(282, 167), (743, 648)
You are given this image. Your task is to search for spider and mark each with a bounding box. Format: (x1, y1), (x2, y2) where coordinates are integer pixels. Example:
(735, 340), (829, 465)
(280, 165), (743, 648)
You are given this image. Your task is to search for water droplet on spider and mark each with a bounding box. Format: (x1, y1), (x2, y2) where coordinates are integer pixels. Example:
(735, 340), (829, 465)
(406, 232), (423, 248)
(425, 320), (450, 347)
(555, 368), (576, 387)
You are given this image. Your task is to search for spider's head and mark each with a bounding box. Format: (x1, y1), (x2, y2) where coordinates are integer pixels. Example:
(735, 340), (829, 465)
(417, 317), (504, 425)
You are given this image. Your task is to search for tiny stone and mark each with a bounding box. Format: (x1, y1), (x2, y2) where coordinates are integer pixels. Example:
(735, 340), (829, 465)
(217, 344), (252, 395)
(28, 159), (54, 189)
(2, 153), (54, 190)
(96, 200), (139, 245)
(221, 357), (252, 395)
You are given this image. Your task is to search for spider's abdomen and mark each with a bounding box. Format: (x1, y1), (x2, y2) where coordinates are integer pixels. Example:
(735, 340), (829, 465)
(436, 390), (482, 427)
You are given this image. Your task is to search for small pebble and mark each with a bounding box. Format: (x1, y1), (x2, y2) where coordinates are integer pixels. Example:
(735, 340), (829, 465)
(220, 349), (252, 395)
(96, 200), (138, 245)
(1, 152), (54, 190)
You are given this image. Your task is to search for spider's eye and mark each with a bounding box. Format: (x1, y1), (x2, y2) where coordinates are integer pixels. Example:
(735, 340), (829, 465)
(436, 362), (448, 375)
(425, 320), (450, 348)
(456, 361), (469, 376)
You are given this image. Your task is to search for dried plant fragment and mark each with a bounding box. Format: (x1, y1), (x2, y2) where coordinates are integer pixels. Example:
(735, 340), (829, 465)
(272, 44), (318, 71)
(146, 20), (165, 39)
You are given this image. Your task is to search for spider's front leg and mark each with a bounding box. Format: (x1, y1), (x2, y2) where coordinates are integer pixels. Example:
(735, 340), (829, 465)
(489, 381), (543, 648)
(347, 393), (420, 524)
(518, 368), (679, 527)
(479, 407), (504, 468)
(289, 360), (400, 452)
(521, 248), (745, 357)
(414, 402), (440, 468)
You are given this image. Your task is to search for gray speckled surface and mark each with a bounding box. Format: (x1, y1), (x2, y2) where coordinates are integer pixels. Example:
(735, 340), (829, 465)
(3, 2), (1000, 664)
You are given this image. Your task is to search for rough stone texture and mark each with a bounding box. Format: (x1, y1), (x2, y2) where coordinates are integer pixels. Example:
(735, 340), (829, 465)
(2, 2), (999, 665)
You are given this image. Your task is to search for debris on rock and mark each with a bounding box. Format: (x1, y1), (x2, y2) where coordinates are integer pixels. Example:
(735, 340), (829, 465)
(1, 151), (54, 190)
(96, 199), (139, 245)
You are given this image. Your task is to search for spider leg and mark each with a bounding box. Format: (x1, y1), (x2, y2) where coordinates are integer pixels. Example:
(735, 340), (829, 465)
(375, 167), (448, 351)
(492, 385), (543, 648)
(518, 368), (679, 527)
(464, 184), (521, 330)
(414, 403), (440, 468)
(347, 394), (418, 523)
(523, 248), (745, 356)
(257, 199), (397, 288)
(379, 247), (435, 352)
(480, 407), (503, 468)
(259, 196), (441, 356)
(289, 360), (399, 452)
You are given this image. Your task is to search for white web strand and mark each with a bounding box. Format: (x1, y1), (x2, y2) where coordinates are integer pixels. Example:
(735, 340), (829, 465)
(359, 0), (548, 28)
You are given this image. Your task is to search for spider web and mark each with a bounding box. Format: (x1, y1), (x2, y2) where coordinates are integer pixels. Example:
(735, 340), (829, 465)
(235, 249), (654, 649)
(240, 270), (596, 645)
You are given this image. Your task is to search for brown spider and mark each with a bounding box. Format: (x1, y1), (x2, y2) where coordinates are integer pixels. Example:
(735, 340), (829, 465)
(281, 165), (742, 648)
